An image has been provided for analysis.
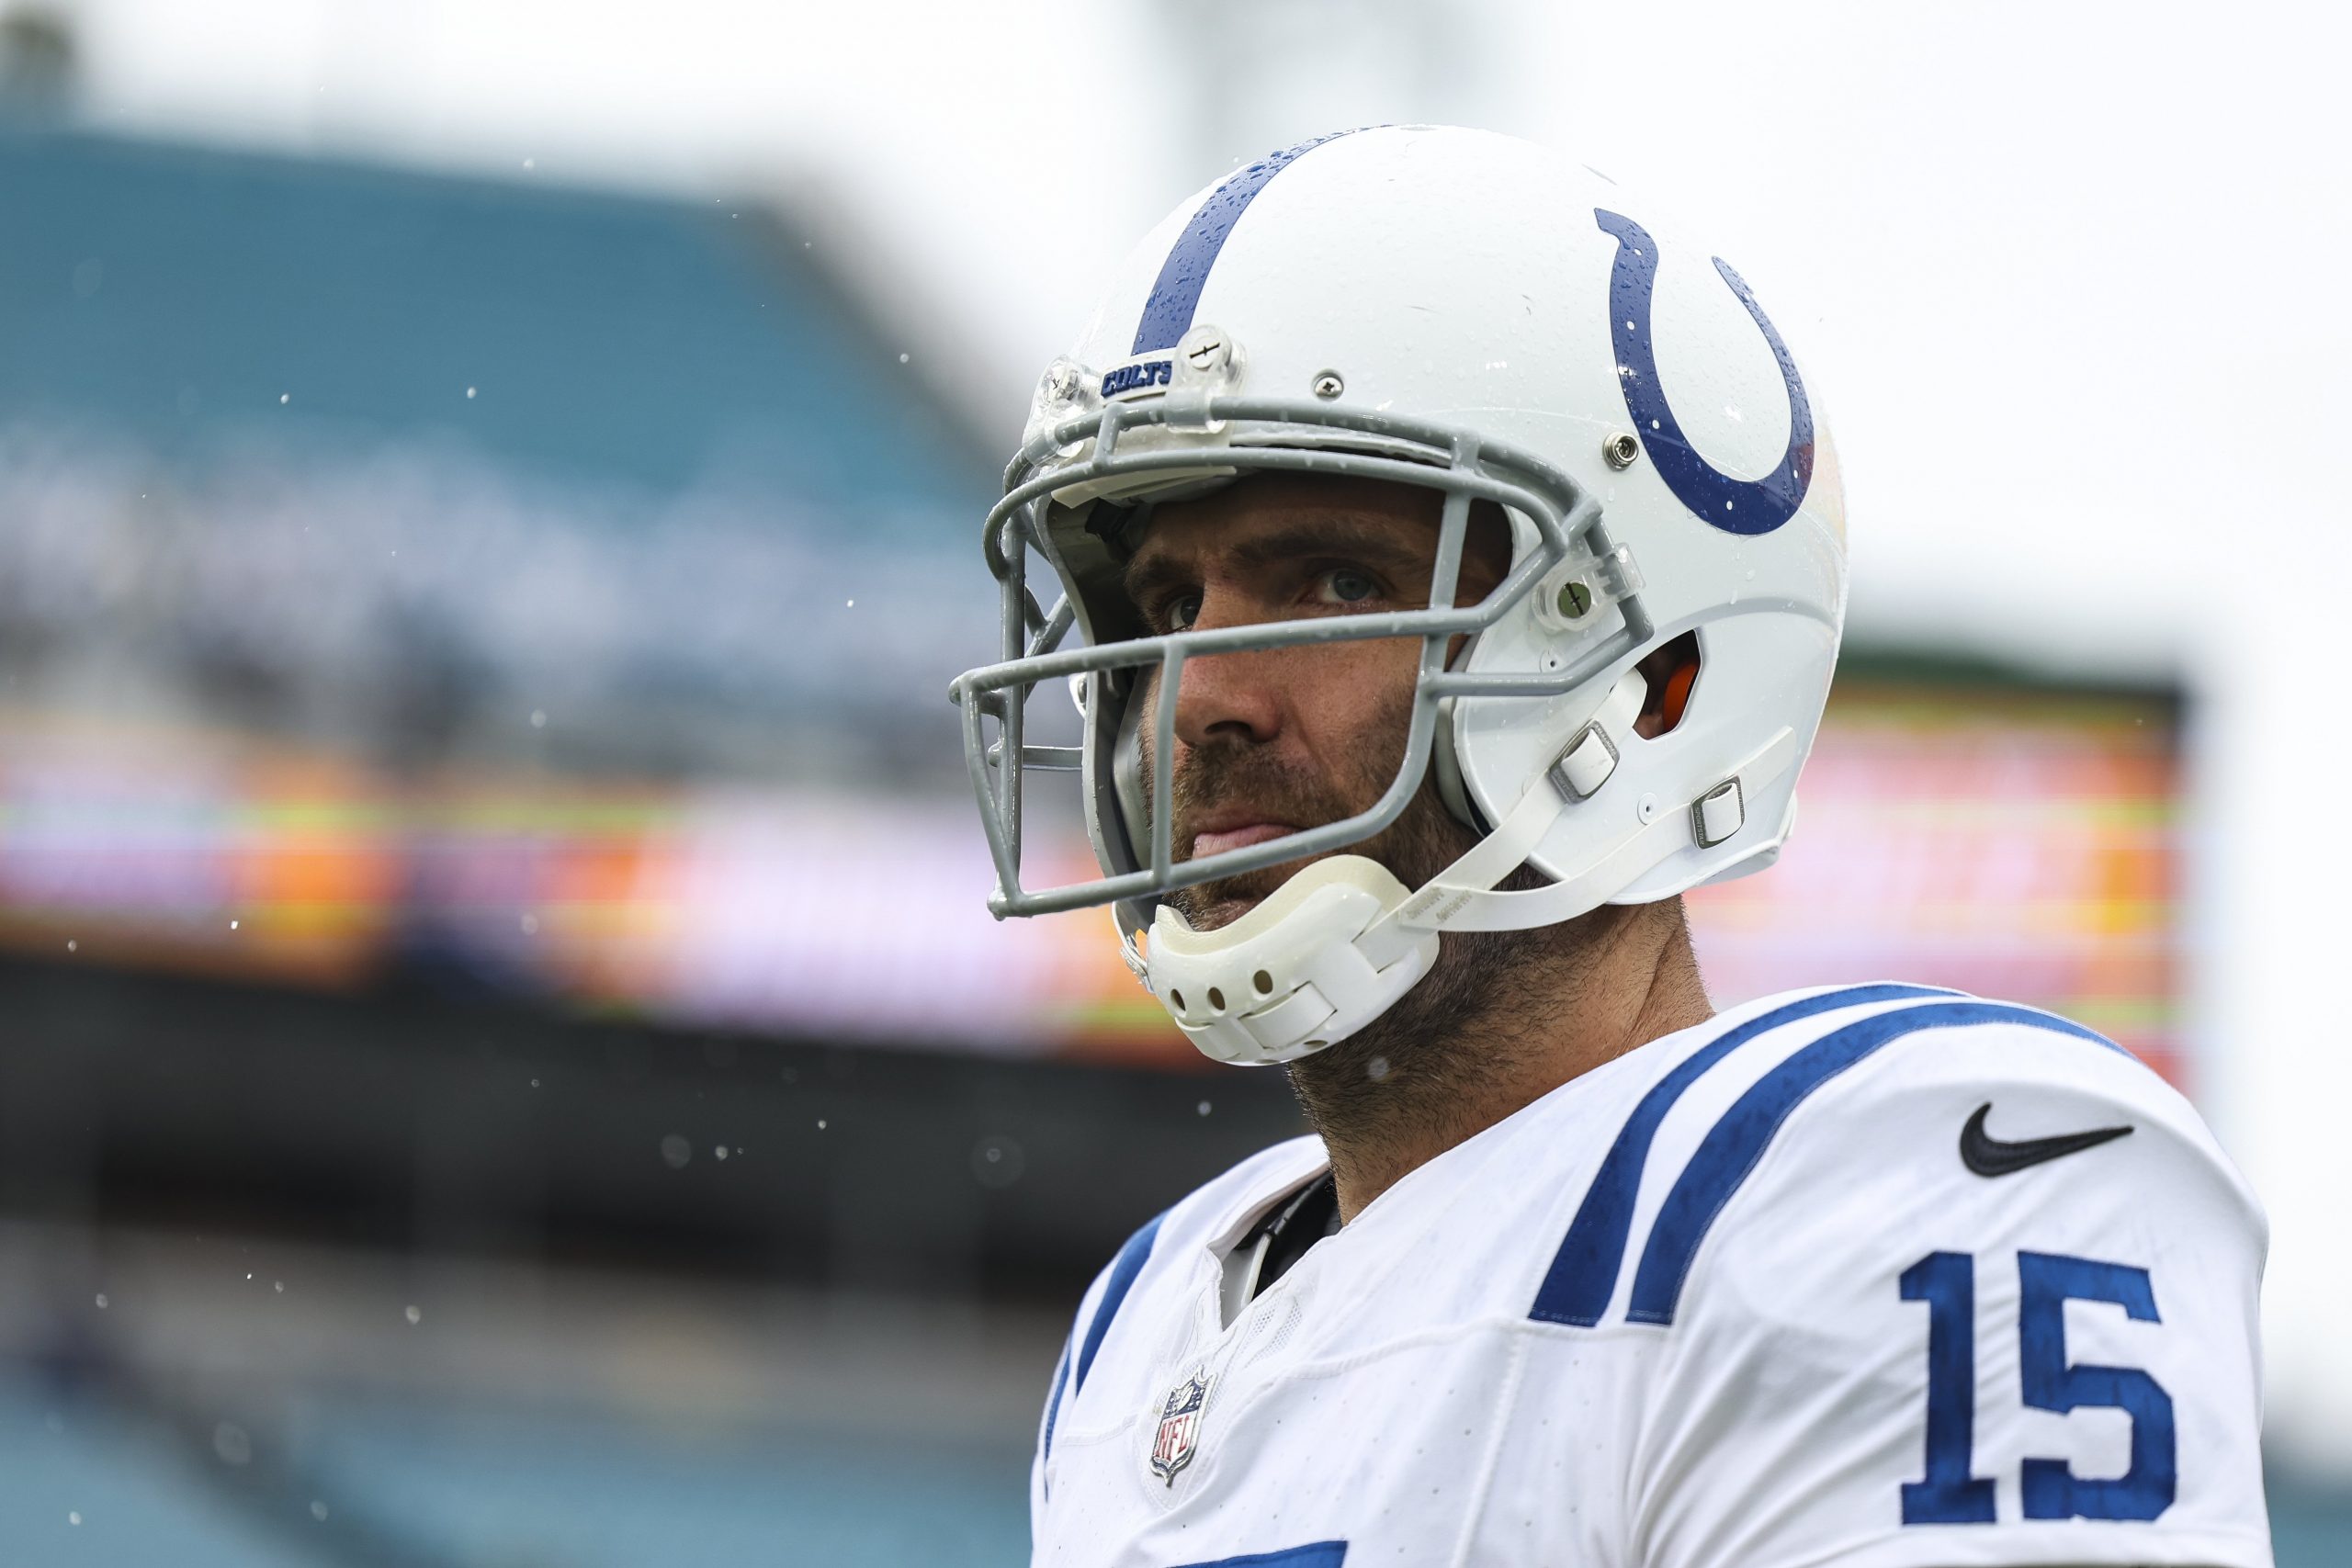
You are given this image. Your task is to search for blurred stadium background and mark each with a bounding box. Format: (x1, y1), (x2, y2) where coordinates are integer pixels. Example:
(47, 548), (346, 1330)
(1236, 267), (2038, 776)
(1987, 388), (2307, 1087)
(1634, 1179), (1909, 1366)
(0, 0), (2346, 1562)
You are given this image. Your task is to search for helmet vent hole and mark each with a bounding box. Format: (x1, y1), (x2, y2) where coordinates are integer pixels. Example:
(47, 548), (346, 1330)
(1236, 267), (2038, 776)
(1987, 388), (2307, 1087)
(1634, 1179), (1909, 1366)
(1206, 987), (1227, 1013)
(1634, 630), (1702, 739)
(1252, 969), (1274, 996)
(1169, 987), (1186, 1012)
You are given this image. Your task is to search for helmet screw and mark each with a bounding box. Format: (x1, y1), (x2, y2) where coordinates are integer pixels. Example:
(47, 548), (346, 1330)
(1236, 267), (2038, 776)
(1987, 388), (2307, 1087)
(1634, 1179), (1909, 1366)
(1040, 358), (1085, 405)
(1311, 371), (1344, 400)
(1180, 326), (1231, 372)
(1602, 431), (1641, 469)
(1557, 580), (1594, 618)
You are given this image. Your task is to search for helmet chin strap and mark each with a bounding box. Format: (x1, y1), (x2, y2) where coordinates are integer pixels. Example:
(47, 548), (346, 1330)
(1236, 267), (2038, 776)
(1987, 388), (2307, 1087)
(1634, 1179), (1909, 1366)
(1136, 669), (1799, 1066)
(1391, 721), (1795, 935)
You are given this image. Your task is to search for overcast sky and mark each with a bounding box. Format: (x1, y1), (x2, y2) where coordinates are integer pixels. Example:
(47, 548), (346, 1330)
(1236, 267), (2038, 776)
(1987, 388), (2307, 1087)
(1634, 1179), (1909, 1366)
(40, 0), (2352, 1467)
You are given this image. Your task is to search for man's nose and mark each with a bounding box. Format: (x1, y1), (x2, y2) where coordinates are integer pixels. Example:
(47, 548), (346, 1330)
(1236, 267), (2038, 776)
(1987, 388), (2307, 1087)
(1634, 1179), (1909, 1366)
(1170, 592), (1286, 750)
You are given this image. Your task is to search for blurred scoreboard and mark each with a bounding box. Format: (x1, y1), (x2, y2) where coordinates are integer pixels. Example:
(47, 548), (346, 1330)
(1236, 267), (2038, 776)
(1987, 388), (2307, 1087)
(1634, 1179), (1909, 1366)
(0, 675), (2187, 1085)
(1687, 680), (2183, 1084)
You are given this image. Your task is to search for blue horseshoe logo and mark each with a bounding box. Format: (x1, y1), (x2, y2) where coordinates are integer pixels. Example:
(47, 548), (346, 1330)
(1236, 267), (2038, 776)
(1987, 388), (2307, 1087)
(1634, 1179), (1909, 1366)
(1596, 209), (1813, 536)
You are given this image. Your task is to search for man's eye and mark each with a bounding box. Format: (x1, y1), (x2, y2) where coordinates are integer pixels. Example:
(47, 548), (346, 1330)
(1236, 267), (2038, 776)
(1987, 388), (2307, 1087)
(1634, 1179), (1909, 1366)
(1316, 568), (1380, 607)
(1163, 592), (1203, 632)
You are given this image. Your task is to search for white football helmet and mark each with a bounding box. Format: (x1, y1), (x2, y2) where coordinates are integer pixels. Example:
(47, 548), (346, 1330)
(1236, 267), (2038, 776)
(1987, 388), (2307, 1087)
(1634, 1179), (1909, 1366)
(952, 126), (1848, 1067)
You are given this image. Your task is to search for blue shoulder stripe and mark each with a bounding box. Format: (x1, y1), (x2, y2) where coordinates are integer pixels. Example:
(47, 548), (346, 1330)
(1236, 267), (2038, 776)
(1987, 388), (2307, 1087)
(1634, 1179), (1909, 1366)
(1130, 130), (1367, 356)
(1038, 1337), (1072, 1477)
(1530, 984), (1954, 1327)
(1174, 1542), (1348, 1568)
(1624, 1000), (2123, 1326)
(1073, 1209), (1166, 1393)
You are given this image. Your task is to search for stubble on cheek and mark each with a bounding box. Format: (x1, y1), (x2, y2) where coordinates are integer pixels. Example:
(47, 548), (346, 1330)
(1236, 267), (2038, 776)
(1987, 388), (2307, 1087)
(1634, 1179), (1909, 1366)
(1148, 681), (1475, 933)
(1157, 749), (1357, 932)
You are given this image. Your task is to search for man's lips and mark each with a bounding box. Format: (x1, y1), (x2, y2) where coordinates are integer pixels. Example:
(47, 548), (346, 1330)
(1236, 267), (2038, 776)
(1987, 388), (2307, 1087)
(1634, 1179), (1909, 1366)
(1189, 822), (1300, 859)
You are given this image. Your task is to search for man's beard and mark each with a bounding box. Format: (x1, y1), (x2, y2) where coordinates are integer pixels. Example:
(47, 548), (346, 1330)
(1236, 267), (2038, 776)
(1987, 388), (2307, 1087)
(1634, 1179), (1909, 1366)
(1148, 692), (1623, 1150)
(1158, 714), (1471, 937)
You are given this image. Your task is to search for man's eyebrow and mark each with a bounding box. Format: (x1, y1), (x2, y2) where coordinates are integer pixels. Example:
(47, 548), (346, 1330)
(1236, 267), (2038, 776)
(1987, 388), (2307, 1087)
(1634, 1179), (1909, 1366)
(1121, 547), (1193, 612)
(1121, 514), (1432, 608)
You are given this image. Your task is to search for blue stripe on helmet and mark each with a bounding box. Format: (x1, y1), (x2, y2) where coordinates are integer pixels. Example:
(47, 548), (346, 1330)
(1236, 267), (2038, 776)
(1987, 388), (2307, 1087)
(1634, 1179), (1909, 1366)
(1130, 130), (1370, 357)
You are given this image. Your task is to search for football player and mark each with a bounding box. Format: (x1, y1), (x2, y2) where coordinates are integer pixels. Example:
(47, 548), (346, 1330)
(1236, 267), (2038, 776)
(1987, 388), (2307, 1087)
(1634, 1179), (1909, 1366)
(952, 126), (2268, 1567)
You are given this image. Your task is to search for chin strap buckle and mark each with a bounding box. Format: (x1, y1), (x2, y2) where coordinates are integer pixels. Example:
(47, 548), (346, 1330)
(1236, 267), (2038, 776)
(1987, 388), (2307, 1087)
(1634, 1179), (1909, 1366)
(1692, 777), (1746, 848)
(1552, 724), (1620, 799)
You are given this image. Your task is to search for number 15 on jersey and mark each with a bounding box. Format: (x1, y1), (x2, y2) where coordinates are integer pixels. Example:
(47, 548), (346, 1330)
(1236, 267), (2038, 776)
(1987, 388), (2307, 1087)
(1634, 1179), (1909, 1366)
(1903, 1250), (2176, 1526)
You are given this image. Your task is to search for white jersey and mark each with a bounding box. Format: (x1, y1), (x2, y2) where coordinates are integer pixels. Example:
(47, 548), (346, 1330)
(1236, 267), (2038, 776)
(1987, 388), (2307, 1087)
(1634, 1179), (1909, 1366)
(1030, 984), (2270, 1568)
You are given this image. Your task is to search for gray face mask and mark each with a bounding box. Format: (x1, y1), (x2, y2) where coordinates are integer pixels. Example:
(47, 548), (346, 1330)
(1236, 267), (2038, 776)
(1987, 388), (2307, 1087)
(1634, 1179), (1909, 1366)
(951, 388), (1649, 935)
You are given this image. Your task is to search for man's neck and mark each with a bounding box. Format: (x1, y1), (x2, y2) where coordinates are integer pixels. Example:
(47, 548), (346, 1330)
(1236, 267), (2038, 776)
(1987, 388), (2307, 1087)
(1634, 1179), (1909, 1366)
(1285, 898), (1713, 1225)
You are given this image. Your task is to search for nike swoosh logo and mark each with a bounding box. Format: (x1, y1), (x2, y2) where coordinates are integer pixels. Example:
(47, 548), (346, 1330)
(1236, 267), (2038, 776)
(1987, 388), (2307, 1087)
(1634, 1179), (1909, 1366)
(1959, 1102), (2134, 1177)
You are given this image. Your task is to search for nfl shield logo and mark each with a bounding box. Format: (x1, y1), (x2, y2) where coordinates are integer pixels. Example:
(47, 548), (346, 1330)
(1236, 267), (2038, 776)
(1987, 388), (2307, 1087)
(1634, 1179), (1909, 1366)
(1148, 1369), (1212, 1485)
